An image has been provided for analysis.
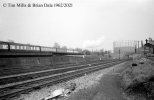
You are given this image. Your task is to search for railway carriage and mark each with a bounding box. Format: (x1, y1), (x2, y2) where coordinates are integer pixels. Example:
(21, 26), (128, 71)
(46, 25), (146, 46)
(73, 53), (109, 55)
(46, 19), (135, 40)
(40, 46), (56, 52)
(0, 41), (9, 51)
(73, 50), (79, 54)
(9, 42), (40, 52)
(29, 45), (40, 51)
(4, 42), (41, 52)
(56, 48), (67, 53)
(0, 41), (81, 55)
(67, 49), (74, 53)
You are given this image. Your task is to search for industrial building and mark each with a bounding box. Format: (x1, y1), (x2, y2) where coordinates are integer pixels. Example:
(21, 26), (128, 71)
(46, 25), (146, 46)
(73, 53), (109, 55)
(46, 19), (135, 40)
(113, 40), (140, 59)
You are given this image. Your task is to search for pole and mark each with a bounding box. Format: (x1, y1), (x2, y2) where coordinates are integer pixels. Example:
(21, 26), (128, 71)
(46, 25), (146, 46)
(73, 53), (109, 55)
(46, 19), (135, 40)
(119, 49), (120, 59)
(135, 45), (137, 53)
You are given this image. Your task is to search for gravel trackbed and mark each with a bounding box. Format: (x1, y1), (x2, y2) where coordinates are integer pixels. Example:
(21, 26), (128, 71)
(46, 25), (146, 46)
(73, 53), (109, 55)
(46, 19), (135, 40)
(11, 62), (129, 100)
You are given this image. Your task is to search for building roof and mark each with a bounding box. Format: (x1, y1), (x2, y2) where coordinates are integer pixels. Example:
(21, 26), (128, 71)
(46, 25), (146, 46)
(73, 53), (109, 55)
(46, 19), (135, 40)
(149, 41), (154, 45)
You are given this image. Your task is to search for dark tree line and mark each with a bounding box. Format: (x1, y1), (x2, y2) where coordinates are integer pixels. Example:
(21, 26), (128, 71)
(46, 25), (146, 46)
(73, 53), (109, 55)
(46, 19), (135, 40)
(53, 42), (111, 57)
(82, 49), (111, 56)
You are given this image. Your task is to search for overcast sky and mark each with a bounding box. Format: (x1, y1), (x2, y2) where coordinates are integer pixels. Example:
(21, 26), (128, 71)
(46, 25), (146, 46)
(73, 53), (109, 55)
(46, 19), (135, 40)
(0, 0), (154, 50)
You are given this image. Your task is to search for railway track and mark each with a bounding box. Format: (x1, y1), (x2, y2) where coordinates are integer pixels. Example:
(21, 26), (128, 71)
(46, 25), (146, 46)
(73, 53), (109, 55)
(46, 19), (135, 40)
(0, 59), (128, 100)
(0, 60), (115, 85)
(0, 60), (107, 76)
(147, 56), (154, 61)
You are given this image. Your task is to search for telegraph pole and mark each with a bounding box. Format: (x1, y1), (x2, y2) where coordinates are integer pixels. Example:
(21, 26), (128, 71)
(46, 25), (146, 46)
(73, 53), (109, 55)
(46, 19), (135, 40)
(135, 45), (137, 53)
(119, 49), (120, 59)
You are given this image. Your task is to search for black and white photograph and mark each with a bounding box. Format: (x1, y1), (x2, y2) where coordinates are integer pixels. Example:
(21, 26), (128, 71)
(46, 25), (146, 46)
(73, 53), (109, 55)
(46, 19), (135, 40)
(0, 0), (154, 100)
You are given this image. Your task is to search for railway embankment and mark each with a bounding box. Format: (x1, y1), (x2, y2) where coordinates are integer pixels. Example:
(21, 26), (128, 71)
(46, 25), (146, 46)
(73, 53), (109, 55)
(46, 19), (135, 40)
(121, 57), (154, 99)
(0, 55), (84, 76)
(0, 54), (105, 76)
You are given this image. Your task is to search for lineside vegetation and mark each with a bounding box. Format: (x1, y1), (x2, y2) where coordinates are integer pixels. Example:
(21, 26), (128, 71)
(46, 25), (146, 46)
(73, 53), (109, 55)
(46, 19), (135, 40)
(121, 57), (154, 99)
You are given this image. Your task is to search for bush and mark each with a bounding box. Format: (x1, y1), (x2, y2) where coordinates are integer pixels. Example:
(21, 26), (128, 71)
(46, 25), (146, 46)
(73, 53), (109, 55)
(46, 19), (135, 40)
(121, 58), (154, 99)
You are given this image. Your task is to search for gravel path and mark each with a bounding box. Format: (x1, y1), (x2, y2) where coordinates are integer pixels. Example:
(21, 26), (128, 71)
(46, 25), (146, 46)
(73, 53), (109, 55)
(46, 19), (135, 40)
(11, 62), (128, 100)
(63, 62), (129, 100)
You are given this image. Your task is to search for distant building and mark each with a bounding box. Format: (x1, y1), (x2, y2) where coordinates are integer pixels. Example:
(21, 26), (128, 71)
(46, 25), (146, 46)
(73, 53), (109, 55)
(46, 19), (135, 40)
(144, 38), (154, 54)
(113, 40), (139, 58)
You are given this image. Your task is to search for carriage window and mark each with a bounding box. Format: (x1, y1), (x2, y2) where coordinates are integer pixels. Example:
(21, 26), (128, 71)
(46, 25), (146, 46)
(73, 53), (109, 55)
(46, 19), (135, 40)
(20, 46), (23, 49)
(36, 47), (39, 50)
(52, 48), (56, 52)
(16, 46), (19, 49)
(10, 45), (15, 49)
(37, 47), (39, 50)
(24, 46), (26, 50)
(30, 47), (33, 50)
(2, 45), (8, 49)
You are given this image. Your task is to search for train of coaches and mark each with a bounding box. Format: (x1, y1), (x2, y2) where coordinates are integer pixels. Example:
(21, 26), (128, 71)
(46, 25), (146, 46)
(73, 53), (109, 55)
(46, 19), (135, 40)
(0, 41), (81, 54)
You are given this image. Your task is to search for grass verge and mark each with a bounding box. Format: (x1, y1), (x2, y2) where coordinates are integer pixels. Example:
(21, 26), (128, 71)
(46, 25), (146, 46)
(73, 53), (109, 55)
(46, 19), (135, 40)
(121, 58), (154, 99)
